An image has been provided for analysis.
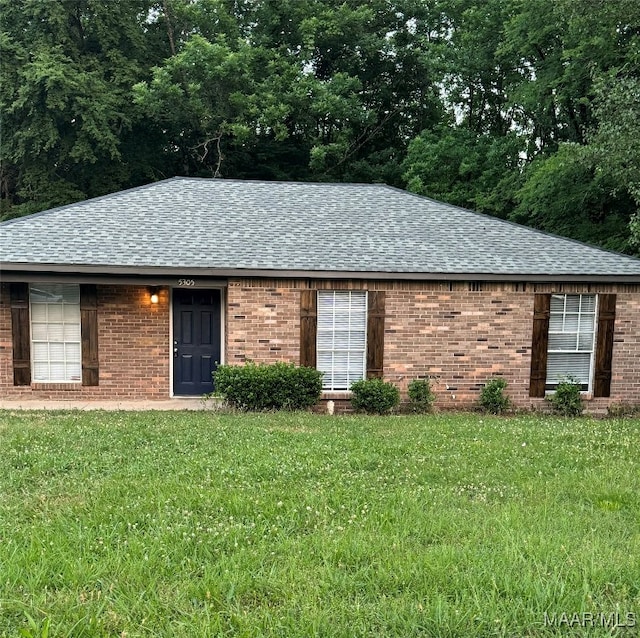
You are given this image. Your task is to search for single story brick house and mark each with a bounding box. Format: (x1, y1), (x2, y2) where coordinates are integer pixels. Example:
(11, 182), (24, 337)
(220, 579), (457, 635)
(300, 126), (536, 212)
(2, 177), (640, 411)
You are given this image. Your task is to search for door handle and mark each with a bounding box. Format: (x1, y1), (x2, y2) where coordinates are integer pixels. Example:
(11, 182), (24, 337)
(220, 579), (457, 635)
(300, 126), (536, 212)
(174, 347), (179, 357)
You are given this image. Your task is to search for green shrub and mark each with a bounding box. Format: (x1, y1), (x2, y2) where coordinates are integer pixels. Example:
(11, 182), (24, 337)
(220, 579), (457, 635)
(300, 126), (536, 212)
(479, 377), (510, 414)
(547, 377), (584, 416)
(607, 402), (640, 418)
(350, 378), (400, 414)
(407, 378), (435, 413)
(213, 362), (322, 411)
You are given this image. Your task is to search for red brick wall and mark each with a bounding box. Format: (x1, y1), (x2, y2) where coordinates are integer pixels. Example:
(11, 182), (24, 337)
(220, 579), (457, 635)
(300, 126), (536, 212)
(609, 290), (640, 408)
(2, 279), (639, 410)
(0, 284), (170, 400)
(384, 284), (533, 409)
(225, 280), (300, 364)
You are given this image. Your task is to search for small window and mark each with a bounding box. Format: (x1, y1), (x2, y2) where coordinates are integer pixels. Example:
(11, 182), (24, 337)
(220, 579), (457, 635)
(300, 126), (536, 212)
(317, 291), (367, 391)
(546, 294), (596, 391)
(30, 283), (82, 382)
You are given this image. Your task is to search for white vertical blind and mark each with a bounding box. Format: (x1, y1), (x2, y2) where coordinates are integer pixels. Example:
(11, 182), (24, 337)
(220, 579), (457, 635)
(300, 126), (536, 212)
(317, 291), (367, 391)
(30, 284), (82, 382)
(546, 294), (596, 390)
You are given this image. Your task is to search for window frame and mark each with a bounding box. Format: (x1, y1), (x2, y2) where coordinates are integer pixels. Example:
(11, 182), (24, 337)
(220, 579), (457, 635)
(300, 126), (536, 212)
(316, 290), (368, 392)
(529, 292), (617, 400)
(545, 293), (598, 393)
(29, 283), (83, 384)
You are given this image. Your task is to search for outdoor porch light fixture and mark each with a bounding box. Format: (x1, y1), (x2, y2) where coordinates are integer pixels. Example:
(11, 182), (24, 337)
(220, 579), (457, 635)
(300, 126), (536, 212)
(149, 287), (160, 304)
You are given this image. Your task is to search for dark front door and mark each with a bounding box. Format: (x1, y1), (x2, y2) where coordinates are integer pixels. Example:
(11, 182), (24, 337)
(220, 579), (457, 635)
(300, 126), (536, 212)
(173, 289), (222, 396)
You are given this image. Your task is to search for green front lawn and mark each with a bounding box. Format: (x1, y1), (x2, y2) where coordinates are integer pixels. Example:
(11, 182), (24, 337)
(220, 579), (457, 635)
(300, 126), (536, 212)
(0, 411), (638, 637)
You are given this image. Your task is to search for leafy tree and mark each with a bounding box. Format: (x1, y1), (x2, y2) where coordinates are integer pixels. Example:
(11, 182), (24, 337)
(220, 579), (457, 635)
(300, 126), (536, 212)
(2, 0), (639, 259)
(0, 0), (167, 220)
(292, 0), (444, 183)
(403, 0), (640, 252)
(244, 0), (445, 184)
(133, 0), (446, 184)
(498, 0), (589, 154)
(404, 125), (524, 218)
(511, 144), (636, 254)
(587, 75), (640, 248)
(552, 0), (640, 249)
(133, 33), (267, 177)
(438, 0), (521, 137)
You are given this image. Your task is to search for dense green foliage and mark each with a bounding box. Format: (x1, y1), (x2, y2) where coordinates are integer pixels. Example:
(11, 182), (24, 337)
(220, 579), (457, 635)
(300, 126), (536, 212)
(406, 378), (435, 413)
(1, 0), (638, 252)
(350, 378), (400, 414)
(547, 378), (585, 417)
(213, 362), (322, 411)
(479, 377), (511, 415)
(1, 411), (639, 636)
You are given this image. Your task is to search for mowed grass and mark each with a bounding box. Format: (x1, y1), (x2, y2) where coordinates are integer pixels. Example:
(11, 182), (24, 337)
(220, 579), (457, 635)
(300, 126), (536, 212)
(0, 411), (638, 637)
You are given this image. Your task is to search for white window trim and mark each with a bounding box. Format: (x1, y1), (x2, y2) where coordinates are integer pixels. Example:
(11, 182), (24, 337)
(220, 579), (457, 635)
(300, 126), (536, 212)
(317, 290), (368, 392)
(545, 293), (598, 394)
(29, 283), (82, 384)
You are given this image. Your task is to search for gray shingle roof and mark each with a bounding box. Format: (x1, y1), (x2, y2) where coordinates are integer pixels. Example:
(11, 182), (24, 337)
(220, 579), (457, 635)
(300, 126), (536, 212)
(2, 177), (640, 280)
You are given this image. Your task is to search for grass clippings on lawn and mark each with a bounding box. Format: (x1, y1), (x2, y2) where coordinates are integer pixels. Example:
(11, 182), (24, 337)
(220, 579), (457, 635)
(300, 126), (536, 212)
(0, 411), (638, 637)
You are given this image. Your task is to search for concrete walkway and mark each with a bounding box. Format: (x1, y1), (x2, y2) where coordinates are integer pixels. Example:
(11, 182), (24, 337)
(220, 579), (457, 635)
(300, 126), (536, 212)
(0, 398), (219, 411)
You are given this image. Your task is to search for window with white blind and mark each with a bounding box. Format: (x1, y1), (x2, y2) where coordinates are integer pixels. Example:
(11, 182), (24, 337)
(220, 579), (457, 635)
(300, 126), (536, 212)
(317, 290), (367, 391)
(546, 293), (597, 391)
(30, 284), (82, 382)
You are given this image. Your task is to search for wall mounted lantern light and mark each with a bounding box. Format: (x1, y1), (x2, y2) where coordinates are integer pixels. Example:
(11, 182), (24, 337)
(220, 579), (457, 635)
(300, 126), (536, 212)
(149, 287), (160, 304)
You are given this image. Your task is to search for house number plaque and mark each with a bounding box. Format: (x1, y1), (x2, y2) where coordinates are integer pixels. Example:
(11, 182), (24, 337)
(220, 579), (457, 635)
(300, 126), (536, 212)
(177, 279), (196, 286)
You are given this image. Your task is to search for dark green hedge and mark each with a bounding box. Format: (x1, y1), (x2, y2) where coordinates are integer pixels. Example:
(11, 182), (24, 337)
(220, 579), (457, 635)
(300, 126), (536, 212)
(213, 362), (323, 411)
(350, 378), (400, 414)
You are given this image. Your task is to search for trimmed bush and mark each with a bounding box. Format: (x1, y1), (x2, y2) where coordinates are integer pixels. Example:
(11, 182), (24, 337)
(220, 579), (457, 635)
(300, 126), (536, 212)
(213, 362), (322, 411)
(479, 377), (510, 414)
(407, 378), (435, 413)
(547, 377), (584, 416)
(350, 378), (400, 414)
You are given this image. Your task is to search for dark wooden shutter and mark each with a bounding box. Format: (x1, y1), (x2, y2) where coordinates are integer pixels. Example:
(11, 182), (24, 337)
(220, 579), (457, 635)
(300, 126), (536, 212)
(300, 289), (317, 368)
(10, 283), (31, 386)
(80, 284), (99, 386)
(529, 293), (550, 398)
(366, 291), (385, 379)
(593, 293), (616, 398)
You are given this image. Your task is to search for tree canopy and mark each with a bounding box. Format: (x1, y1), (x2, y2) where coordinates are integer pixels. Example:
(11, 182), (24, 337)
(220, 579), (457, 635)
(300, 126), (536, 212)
(1, 0), (638, 253)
